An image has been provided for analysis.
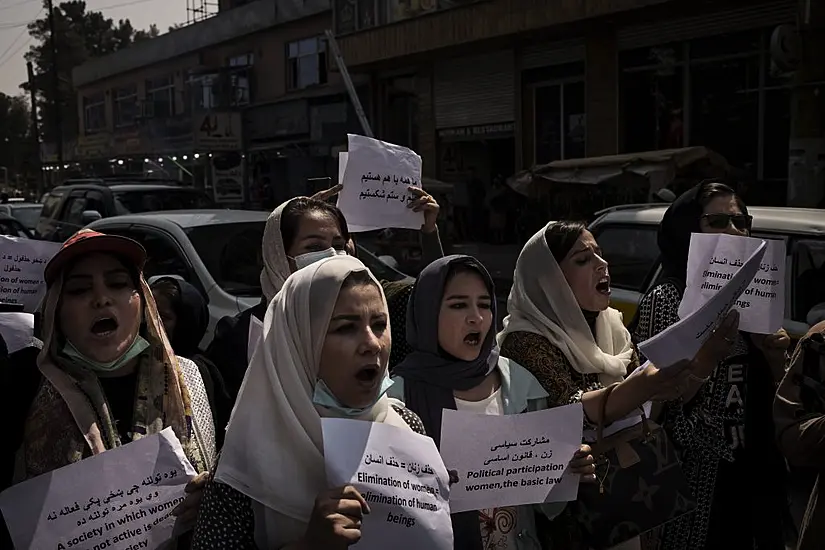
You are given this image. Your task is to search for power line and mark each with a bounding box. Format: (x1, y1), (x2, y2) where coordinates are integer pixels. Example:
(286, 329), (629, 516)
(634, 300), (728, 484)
(0, 6), (41, 68)
(0, 34), (33, 69)
(0, 0), (38, 13)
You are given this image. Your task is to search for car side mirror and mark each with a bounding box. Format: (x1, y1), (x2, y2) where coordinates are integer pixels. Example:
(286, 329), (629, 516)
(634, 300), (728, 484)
(81, 210), (102, 224)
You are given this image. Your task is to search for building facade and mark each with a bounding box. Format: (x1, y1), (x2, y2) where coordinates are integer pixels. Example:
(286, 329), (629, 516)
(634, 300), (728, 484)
(67, 0), (365, 206)
(335, 0), (825, 207)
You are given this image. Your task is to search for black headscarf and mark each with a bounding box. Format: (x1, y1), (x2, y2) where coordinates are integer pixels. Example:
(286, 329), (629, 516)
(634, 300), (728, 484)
(392, 255), (497, 550)
(155, 277), (209, 357)
(657, 181), (750, 286)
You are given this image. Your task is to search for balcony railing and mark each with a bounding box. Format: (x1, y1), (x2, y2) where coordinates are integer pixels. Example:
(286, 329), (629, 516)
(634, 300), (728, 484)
(333, 0), (483, 35)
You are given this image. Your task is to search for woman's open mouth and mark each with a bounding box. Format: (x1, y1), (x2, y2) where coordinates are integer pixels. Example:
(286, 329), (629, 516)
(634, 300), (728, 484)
(90, 317), (119, 338)
(463, 332), (482, 346)
(596, 277), (611, 295)
(354, 365), (381, 386)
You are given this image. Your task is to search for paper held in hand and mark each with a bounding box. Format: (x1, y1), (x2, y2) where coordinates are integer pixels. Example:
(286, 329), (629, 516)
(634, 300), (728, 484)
(0, 428), (197, 550)
(439, 403), (584, 514)
(336, 134), (425, 233)
(322, 418), (453, 550)
(0, 236), (61, 312)
(639, 238), (767, 368)
(679, 233), (786, 334)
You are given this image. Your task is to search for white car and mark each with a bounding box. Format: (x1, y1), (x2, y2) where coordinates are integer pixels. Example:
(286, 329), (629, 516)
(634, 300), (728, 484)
(88, 210), (411, 347)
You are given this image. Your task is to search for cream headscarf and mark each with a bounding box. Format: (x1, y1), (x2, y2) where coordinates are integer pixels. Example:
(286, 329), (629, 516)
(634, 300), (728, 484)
(259, 199), (295, 302)
(497, 222), (634, 385)
(216, 254), (409, 523)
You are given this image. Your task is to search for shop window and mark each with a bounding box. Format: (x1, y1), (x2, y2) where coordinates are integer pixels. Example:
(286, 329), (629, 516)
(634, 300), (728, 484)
(287, 37), (327, 90)
(590, 224), (659, 292)
(792, 239), (825, 324)
(114, 85), (138, 128)
(688, 30), (761, 60)
(228, 54), (254, 107)
(689, 55), (759, 175)
(621, 68), (683, 153)
(534, 81), (585, 164)
(145, 75), (176, 118)
(188, 73), (219, 112)
(83, 93), (106, 134)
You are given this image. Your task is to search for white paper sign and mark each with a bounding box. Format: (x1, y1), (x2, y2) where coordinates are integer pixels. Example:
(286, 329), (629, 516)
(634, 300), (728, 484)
(322, 418), (453, 550)
(679, 233), (786, 334)
(0, 236), (61, 312)
(337, 134), (425, 233)
(247, 315), (263, 363)
(439, 403), (584, 514)
(0, 428), (197, 550)
(639, 239), (767, 368)
(0, 311), (35, 353)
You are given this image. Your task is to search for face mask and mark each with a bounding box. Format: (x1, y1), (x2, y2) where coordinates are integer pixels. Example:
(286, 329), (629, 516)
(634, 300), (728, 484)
(62, 335), (151, 372)
(312, 371), (395, 417)
(292, 248), (347, 270)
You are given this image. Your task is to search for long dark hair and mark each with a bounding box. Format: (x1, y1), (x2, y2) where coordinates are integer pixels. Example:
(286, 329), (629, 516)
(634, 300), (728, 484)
(280, 197), (350, 252)
(544, 221), (588, 263)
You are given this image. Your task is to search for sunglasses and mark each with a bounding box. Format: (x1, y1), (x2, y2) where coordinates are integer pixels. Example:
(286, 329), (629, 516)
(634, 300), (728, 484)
(701, 213), (753, 231)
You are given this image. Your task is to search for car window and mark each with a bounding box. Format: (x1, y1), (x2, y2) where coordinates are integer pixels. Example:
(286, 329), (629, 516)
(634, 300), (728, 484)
(186, 222), (263, 297)
(63, 196), (88, 229)
(591, 224), (659, 292)
(0, 219), (28, 237)
(85, 191), (106, 215)
(792, 238), (825, 324)
(10, 205), (43, 229)
(104, 228), (190, 281)
(40, 192), (63, 220)
(113, 190), (214, 214)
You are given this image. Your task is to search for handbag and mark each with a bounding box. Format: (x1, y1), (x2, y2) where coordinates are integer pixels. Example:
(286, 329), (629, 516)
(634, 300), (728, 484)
(574, 383), (697, 550)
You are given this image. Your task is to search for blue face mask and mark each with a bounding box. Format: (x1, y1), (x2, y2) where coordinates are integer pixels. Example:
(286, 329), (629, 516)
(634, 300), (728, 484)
(292, 248), (347, 270)
(62, 335), (151, 372)
(312, 372), (395, 417)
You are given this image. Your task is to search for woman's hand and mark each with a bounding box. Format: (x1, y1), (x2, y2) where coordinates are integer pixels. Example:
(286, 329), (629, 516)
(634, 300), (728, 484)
(750, 328), (791, 379)
(691, 309), (740, 373)
(302, 485), (370, 549)
(171, 471), (210, 524)
(569, 444), (596, 483)
(407, 186), (440, 233)
(637, 361), (693, 401)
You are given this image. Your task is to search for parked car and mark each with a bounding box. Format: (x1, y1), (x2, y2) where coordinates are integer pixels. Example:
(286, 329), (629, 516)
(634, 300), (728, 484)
(588, 204), (825, 338)
(0, 214), (32, 238)
(35, 177), (214, 242)
(88, 210), (411, 347)
(0, 202), (43, 232)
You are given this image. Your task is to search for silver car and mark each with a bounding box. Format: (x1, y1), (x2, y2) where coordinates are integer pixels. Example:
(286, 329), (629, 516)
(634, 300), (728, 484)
(88, 209), (411, 347)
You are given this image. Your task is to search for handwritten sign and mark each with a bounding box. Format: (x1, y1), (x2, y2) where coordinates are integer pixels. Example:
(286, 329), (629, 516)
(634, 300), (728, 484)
(0, 428), (197, 550)
(679, 233), (786, 334)
(439, 403), (583, 513)
(0, 236), (61, 312)
(336, 134), (425, 233)
(639, 238), (767, 368)
(322, 418), (453, 550)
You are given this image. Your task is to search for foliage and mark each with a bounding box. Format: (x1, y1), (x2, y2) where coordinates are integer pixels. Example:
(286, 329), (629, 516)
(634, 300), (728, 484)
(21, 0), (159, 142)
(0, 93), (34, 181)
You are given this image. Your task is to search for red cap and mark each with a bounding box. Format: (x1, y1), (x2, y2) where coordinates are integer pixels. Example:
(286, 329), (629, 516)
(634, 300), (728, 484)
(44, 229), (147, 286)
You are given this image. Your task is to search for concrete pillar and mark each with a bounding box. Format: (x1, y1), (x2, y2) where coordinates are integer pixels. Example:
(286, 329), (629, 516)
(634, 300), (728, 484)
(415, 65), (437, 178)
(585, 26), (619, 157)
(787, 0), (825, 207)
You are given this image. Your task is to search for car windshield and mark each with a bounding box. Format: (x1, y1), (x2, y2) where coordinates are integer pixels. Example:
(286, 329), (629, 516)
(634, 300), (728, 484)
(10, 205), (42, 229)
(113, 190), (214, 214)
(186, 222), (265, 297)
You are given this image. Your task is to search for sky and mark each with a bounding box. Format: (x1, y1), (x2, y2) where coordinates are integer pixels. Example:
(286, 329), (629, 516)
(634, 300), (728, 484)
(0, 0), (187, 97)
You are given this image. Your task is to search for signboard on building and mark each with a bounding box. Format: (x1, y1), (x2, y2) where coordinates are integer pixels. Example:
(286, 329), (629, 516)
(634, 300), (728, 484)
(211, 152), (245, 205)
(437, 122), (515, 141)
(195, 112), (242, 151)
(113, 130), (143, 156)
(75, 133), (113, 160)
(244, 100), (310, 142)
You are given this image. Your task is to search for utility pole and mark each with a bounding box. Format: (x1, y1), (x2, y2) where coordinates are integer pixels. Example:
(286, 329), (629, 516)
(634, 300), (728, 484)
(27, 61), (44, 196)
(46, 0), (64, 167)
(325, 30), (374, 138)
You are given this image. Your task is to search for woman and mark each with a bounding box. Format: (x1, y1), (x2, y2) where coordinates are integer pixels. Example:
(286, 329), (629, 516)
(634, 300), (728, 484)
(633, 181), (792, 550)
(192, 255), (426, 549)
(497, 221), (714, 549)
(390, 255), (596, 549)
(3, 229), (216, 543)
(152, 276), (231, 448)
(206, 188), (442, 399)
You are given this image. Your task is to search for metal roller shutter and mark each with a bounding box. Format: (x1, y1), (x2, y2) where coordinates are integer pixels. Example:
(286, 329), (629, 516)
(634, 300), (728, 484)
(520, 39), (586, 69)
(618, 0), (797, 49)
(433, 50), (515, 129)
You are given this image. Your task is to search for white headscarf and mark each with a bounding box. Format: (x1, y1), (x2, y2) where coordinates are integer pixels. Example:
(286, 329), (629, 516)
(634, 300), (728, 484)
(259, 199), (295, 302)
(497, 222), (634, 385)
(216, 254), (409, 523)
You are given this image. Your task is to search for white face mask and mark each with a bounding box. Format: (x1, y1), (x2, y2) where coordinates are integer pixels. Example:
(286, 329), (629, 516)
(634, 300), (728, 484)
(292, 248), (347, 270)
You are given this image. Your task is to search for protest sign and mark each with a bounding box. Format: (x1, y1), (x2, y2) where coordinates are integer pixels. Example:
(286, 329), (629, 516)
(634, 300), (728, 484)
(336, 134), (425, 232)
(0, 428), (197, 550)
(679, 233), (786, 334)
(247, 315), (263, 363)
(0, 236), (61, 312)
(322, 417), (453, 550)
(0, 311), (35, 353)
(639, 238), (767, 368)
(439, 403), (583, 513)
